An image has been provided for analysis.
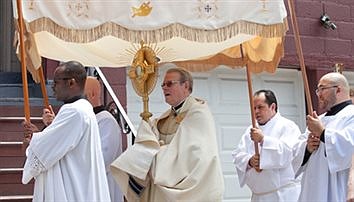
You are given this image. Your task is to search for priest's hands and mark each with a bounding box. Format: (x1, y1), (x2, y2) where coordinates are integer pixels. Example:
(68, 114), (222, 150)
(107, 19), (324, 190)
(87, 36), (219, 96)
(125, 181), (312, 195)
(42, 105), (55, 126)
(23, 121), (40, 142)
(250, 127), (264, 144)
(306, 133), (320, 153)
(248, 154), (261, 171)
(306, 111), (324, 138)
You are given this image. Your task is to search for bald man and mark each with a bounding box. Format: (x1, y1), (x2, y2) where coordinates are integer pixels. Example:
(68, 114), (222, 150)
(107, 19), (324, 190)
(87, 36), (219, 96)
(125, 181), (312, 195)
(293, 72), (354, 201)
(84, 76), (123, 202)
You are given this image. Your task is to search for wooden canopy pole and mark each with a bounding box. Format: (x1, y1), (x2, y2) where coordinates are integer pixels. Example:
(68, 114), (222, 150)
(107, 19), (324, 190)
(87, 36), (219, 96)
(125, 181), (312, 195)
(38, 66), (49, 108)
(246, 64), (259, 155)
(287, 0), (313, 113)
(241, 44), (261, 172)
(16, 0), (31, 122)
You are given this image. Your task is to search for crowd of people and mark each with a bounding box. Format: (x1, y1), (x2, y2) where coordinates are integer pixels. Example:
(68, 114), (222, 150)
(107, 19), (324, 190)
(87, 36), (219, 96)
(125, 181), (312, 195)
(22, 60), (354, 202)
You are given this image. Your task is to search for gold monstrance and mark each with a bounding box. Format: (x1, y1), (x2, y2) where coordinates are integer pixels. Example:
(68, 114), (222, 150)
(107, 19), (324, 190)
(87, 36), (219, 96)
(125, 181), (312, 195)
(128, 41), (158, 121)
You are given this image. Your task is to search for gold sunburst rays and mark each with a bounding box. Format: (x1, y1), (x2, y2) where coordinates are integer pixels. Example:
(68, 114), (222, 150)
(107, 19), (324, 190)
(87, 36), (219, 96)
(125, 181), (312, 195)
(116, 42), (173, 67)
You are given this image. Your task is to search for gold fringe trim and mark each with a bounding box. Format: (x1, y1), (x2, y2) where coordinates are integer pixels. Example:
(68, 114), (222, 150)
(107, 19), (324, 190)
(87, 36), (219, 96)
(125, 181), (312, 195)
(28, 17), (288, 43)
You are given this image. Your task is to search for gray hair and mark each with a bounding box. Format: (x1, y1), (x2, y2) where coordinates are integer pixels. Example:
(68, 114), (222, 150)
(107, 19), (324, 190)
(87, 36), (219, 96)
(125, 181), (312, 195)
(166, 67), (193, 93)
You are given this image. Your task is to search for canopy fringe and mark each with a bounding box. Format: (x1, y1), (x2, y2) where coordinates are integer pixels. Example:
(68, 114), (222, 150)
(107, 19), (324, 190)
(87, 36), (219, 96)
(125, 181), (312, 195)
(28, 17), (288, 43)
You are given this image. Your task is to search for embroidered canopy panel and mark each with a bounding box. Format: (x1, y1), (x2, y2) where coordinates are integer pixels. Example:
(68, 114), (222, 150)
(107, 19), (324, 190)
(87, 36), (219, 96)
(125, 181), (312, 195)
(13, 0), (288, 74)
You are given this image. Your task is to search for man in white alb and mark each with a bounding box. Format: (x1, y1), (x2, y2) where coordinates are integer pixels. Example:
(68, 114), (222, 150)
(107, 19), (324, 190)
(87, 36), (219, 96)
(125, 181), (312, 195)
(85, 76), (124, 202)
(232, 89), (301, 202)
(293, 72), (354, 201)
(22, 61), (110, 201)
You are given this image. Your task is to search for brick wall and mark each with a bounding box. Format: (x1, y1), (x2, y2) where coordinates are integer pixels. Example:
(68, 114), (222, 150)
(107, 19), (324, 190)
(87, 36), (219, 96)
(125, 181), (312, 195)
(281, 0), (354, 71)
(281, 0), (354, 112)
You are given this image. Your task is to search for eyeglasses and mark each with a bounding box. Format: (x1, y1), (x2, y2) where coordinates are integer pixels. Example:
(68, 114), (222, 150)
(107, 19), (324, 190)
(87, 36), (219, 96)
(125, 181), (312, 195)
(161, 80), (183, 88)
(315, 85), (338, 95)
(53, 77), (72, 85)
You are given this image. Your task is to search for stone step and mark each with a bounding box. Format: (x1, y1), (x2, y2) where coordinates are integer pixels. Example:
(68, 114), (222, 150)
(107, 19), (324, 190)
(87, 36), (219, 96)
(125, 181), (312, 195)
(0, 156), (26, 168)
(0, 106), (59, 117)
(0, 118), (44, 137)
(0, 170), (34, 196)
(0, 84), (43, 98)
(0, 144), (26, 157)
(0, 195), (32, 202)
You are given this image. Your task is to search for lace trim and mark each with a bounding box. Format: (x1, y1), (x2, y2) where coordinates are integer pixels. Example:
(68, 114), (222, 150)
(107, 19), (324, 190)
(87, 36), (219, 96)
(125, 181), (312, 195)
(26, 148), (46, 177)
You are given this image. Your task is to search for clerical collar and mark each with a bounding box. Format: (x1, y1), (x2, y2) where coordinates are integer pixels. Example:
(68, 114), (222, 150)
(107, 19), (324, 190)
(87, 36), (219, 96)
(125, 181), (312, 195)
(325, 100), (352, 116)
(63, 95), (84, 104)
(171, 100), (185, 115)
(93, 105), (105, 114)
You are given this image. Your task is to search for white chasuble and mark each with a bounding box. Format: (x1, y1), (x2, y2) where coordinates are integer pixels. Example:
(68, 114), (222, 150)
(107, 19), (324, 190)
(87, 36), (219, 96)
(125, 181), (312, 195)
(294, 104), (354, 202)
(111, 96), (224, 201)
(22, 99), (110, 202)
(232, 113), (301, 202)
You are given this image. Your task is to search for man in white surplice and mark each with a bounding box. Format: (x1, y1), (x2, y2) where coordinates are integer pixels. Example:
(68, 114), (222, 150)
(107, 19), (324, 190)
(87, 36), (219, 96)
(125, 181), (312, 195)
(293, 72), (354, 202)
(232, 90), (301, 202)
(22, 61), (110, 201)
(111, 67), (224, 201)
(85, 76), (123, 202)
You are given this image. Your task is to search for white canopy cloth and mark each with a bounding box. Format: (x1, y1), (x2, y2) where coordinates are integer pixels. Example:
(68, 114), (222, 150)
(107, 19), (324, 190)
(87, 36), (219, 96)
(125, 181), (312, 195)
(13, 0), (288, 73)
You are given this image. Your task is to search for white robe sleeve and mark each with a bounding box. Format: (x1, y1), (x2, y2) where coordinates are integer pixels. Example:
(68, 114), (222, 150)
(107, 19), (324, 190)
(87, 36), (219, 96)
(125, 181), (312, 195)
(324, 115), (354, 173)
(22, 105), (88, 184)
(291, 131), (308, 177)
(22, 147), (46, 184)
(260, 122), (301, 169)
(231, 128), (253, 187)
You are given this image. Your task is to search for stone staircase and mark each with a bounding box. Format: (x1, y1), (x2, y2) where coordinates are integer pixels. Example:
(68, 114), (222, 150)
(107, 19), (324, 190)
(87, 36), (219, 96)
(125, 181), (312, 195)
(0, 72), (59, 201)
(0, 107), (45, 201)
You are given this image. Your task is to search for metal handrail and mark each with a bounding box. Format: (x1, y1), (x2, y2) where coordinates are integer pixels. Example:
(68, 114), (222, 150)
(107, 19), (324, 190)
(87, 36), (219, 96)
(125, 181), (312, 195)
(0, 142), (23, 145)
(94, 67), (137, 136)
(0, 117), (42, 121)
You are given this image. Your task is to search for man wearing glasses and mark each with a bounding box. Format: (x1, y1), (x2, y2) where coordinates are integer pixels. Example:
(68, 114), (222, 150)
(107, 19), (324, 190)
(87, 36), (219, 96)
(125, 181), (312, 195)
(293, 72), (354, 202)
(22, 61), (110, 201)
(111, 67), (224, 201)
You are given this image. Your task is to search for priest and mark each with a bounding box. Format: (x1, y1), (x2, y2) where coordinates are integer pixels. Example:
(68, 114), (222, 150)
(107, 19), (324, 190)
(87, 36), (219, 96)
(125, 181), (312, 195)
(111, 67), (224, 201)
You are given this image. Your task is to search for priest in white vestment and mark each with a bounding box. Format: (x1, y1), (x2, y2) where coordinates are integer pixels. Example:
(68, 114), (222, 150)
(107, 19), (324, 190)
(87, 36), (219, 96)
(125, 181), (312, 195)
(232, 90), (301, 202)
(85, 76), (124, 202)
(293, 72), (354, 202)
(111, 67), (224, 201)
(22, 61), (110, 201)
